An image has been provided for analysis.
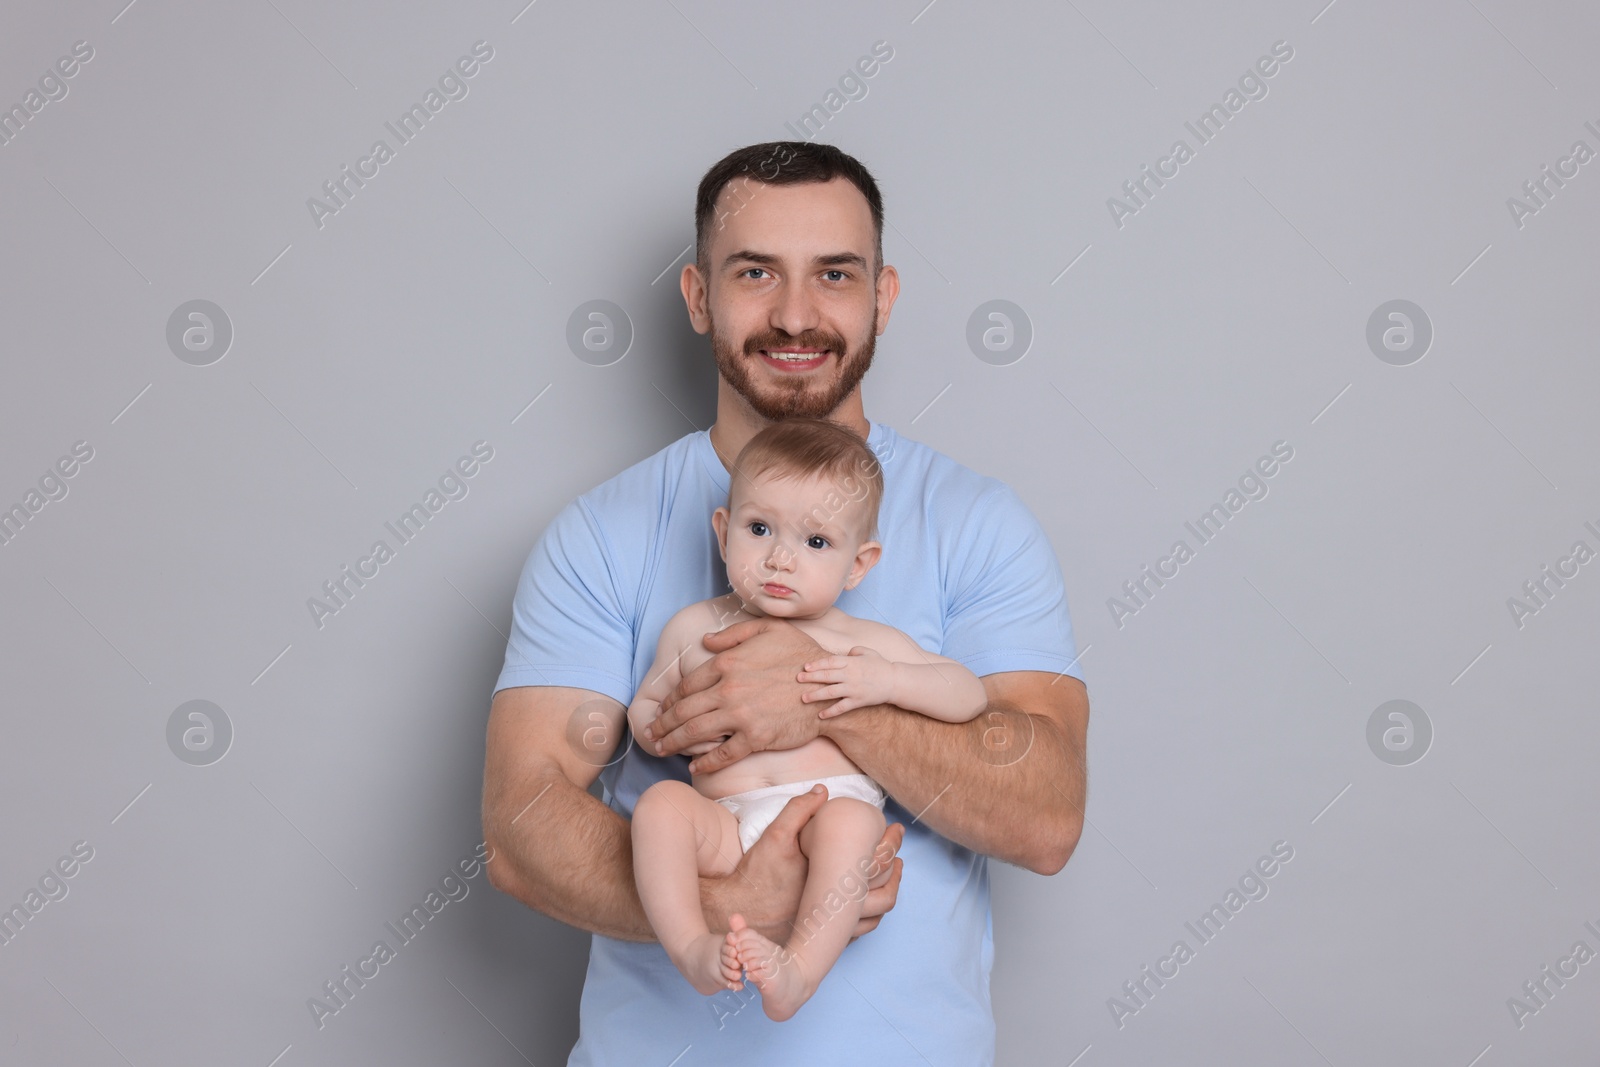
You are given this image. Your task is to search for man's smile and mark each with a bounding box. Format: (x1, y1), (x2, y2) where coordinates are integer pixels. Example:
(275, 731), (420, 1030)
(757, 348), (830, 371)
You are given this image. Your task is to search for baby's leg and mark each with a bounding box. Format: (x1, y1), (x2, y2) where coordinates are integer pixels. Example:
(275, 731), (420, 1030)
(730, 796), (887, 1021)
(630, 779), (746, 995)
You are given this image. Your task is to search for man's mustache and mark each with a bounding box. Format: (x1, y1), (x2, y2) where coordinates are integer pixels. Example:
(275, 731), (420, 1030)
(742, 330), (848, 356)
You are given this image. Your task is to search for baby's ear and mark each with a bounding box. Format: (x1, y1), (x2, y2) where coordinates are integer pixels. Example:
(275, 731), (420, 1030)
(711, 507), (729, 558)
(846, 539), (883, 587)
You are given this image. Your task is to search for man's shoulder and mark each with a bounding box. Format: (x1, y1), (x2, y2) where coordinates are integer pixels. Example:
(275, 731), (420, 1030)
(567, 430), (705, 523)
(530, 431), (704, 572)
(875, 422), (1018, 510)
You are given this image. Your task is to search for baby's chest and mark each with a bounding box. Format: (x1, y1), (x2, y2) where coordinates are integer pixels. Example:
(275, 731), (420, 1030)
(678, 621), (861, 677)
(794, 622), (873, 658)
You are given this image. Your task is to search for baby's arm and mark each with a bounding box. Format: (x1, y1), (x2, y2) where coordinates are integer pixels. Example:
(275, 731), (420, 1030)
(627, 606), (724, 757)
(883, 650), (988, 723)
(798, 622), (988, 724)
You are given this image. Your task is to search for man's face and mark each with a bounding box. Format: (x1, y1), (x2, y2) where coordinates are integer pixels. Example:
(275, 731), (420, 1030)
(690, 177), (894, 421)
(712, 468), (881, 618)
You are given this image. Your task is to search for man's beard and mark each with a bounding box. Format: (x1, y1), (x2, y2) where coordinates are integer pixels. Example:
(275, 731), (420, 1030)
(710, 308), (877, 423)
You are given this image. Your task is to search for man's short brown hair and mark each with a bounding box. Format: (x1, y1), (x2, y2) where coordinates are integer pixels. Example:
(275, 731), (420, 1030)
(694, 141), (885, 276)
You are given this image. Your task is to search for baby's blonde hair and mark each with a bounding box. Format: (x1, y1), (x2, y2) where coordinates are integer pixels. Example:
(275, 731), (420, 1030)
(728, 418), (884, 543)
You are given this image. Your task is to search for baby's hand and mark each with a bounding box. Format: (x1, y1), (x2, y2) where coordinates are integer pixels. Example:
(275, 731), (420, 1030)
(797, 646), (897, 718)
(682, 736), (728, 757)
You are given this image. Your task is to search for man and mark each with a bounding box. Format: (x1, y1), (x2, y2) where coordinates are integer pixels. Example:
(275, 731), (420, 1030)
(482, 141), (1090, 1065)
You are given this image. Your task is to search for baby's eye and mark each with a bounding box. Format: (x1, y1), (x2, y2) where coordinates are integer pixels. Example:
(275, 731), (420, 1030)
(806, 534), (829, 550)
(748, 521), (769, 536)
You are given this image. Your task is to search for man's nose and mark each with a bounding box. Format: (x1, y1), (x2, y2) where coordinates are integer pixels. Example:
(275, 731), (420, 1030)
(771, 280), (820, 338)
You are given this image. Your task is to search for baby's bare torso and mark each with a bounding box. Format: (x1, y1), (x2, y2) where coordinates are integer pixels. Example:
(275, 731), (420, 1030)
(685, 595), (883, 800)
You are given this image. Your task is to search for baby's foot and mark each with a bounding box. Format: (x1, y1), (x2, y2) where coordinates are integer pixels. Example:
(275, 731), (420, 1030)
(729, 914), (813, 1021)
(677, 931), (744, 995)
(719, 925), (745, 990)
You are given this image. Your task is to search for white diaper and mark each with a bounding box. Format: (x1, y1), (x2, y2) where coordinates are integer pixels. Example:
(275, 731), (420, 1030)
(714, 773), (887, 854)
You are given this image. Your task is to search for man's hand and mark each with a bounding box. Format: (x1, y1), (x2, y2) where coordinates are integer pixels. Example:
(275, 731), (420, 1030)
(796, 646), (897, 718)
(701, 785), (906, 944)
(645, 618), (831, 775)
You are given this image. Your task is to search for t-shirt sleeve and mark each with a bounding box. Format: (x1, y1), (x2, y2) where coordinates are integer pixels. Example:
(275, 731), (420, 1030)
(941, 481), (1084, 683)
(492, 496), (638, 706)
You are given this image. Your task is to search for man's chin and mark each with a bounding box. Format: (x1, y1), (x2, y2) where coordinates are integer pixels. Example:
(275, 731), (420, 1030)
(713, 336), (870, 422)
(745, 390), (844, 422)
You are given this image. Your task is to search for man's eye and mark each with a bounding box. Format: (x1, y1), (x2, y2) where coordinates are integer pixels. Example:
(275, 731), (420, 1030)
(742, 268), (769, 280)
(807, 535), (829, 549)
(824, 270), (846, 282)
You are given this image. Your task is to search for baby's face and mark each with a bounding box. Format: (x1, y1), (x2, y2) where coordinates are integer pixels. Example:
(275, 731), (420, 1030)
(712, 468), (880, 619)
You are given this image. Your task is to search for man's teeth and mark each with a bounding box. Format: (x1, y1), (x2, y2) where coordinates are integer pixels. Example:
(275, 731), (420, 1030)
(767, 351), (825, 361)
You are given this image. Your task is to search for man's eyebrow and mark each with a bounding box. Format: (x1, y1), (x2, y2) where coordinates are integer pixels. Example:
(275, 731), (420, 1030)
(815, 252), (869, 270)
(722, 250), (779, 270)
(721, 250), (870, 271)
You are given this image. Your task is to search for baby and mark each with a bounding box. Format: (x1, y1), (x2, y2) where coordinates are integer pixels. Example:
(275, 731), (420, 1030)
(627, 417), (989, 1022)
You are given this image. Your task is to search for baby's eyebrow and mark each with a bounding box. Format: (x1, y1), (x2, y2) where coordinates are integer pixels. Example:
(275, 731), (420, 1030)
(733, 499), (851, 538)
(746, 515), (845, 540)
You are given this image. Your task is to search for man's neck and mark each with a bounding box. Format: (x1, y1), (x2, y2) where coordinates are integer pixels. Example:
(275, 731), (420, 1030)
(706, 381), (871, 477)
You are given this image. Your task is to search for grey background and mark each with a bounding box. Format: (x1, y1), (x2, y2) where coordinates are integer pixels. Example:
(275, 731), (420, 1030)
(2, 0), (1596, 1064)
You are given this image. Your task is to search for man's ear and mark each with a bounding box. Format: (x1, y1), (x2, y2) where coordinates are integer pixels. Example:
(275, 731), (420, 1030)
(843, 540), (882, 589)
(873, 263), (900, 335)
(681, 262), (712, 334)
(711, 506), (729, 561)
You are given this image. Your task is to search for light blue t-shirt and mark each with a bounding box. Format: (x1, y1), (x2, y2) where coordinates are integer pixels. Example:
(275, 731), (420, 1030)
(494, 419), (1082, 1066)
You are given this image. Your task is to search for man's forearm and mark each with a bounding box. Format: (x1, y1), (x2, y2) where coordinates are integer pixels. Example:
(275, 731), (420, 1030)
(485, 770), (732, 942)
(820, 697), (1082, 873)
